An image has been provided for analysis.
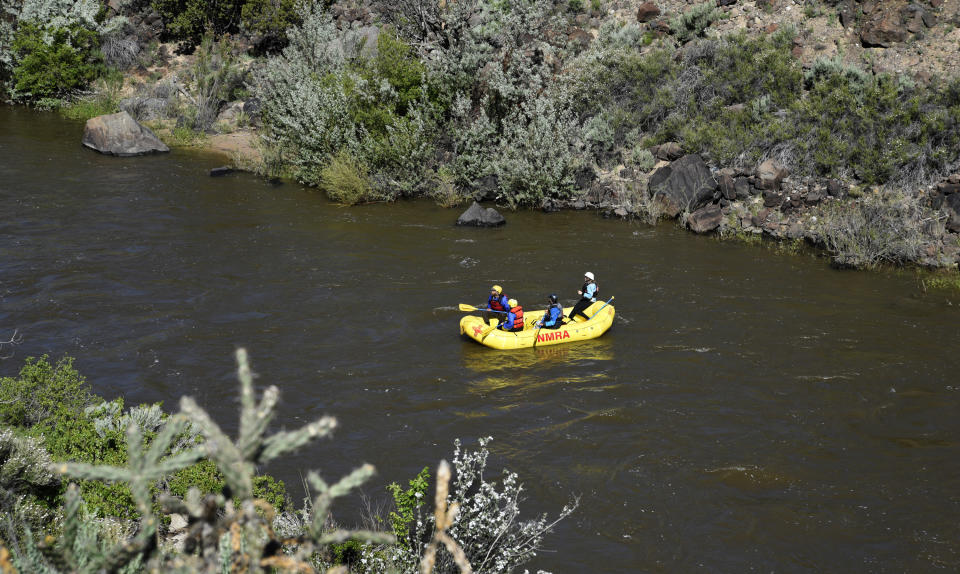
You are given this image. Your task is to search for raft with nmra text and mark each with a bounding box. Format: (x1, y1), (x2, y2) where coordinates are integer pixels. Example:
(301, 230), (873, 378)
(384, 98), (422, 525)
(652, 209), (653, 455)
(460, 298), (615, 350)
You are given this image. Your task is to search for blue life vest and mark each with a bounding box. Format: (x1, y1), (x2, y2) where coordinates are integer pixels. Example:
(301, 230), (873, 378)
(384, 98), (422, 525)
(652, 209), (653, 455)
(544, 303), (563, 327)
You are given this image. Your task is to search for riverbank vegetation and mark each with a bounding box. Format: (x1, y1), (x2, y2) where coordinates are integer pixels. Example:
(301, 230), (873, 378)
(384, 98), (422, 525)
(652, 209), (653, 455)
(0, 351), (574, 572)
(2, 0), (959, 271)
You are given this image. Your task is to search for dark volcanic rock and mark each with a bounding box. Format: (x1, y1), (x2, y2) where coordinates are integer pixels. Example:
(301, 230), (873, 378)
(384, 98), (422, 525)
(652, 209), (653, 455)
(456, 201), (506, 227)
(648, 154), (717, 218)
(637, 2), (660, 22)
(755, 159), (788, 190)
(943, 193), (960, 233)
(861, 11), (908, 47)
(688, 204), (723, 234)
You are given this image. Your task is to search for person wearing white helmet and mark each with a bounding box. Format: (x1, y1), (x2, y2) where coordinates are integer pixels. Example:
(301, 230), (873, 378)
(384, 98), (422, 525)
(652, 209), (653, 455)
(569, 271), (598, 321)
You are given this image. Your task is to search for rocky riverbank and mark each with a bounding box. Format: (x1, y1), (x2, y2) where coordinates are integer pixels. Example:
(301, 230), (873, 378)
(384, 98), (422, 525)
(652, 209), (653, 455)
(70, 0), (960, 271)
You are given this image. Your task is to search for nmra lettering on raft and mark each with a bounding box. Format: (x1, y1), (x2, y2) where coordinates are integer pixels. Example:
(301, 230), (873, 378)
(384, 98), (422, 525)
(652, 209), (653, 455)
(536, 330), (571, 342)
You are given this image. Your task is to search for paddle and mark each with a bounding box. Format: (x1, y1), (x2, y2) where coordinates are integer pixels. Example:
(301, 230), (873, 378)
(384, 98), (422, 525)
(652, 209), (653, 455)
(459, 303), (507, 314)
(479, 323), (498, 342)
(587, 296), (615, 319)
(532, 320), (544, 349)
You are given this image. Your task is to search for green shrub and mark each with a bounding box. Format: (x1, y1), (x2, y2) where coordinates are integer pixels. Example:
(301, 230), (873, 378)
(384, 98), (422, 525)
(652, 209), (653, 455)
(793, 60), (922, 184)
(185, 35), (247, 131)
(386, 466), (430, 546)
(320, 151), (376, 205)
(632, 147), (656, 172)
(11, 21), (103, 101)
(670, 2), (722, 44)
(363, 438), (577, 573)
(61, 94), (119, 121)
(241, 0), (300, 49)
(151, 0), (242, 50)
(0, 356), (92, 429)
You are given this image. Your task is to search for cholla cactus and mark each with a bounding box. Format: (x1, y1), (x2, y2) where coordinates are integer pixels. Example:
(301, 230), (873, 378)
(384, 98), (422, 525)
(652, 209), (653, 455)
(23, 348), (394, 573)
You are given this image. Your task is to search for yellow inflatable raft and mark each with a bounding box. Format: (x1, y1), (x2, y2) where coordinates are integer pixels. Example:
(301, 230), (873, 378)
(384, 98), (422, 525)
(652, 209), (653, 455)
(460, 298), (615, 350)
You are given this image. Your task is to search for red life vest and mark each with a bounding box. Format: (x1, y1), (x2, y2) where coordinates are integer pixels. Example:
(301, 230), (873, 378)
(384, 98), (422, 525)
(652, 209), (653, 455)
(507, 305), (524, 330)
(489, 294), (508, 312)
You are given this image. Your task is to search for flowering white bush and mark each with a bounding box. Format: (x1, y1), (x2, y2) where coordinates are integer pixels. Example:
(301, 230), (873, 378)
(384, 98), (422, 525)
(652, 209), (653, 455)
(364, 437), (577, 574)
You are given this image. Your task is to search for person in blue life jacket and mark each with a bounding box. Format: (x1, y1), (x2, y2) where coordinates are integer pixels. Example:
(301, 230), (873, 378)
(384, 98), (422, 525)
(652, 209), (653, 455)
(569, 271), (598, 321)
(486, 284), (509, 324)
(500, 298), (524, 332)
(535, 294), (565, 329)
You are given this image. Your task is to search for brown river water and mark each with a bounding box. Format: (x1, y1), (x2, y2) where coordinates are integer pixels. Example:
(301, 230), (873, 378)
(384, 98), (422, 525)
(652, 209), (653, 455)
(2, 106), (959, 572)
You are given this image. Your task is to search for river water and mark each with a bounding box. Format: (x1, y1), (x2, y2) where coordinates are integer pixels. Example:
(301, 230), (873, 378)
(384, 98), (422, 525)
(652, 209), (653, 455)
(2, 106), (959, 572)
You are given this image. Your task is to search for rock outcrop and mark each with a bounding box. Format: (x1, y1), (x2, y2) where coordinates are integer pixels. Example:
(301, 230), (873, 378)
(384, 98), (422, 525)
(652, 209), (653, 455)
(82, 111), (169, 157)
(647, 154), (717, 218)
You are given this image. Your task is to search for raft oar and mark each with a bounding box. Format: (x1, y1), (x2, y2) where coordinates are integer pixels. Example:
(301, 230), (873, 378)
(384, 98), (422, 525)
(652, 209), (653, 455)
(587, 296), (615, 320)
(459, 303), (507, 314)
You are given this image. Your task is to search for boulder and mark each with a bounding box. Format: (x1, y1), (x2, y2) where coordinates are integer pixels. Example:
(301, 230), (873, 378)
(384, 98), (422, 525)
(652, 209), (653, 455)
(755, 159), (788, 190)
(216, 101), (244, 124)
(943, 193), (960, 233)
(574, 165), (597, 190)
(82, 111), (169, 156)
(653, 141), (683, 161)
(826, 179), (847, 198)
(648, 154), (717, 218)
(763, 190), (783, 208)
(210, 166), (233, 177)
(687, 204), (723, 234)
(456, 201), (506, 227)
(472, 174), (499, 202)
(839, 2), (856, 28)
(861, 12), (908, 47)
(937, 182), (960, 195)
(636, 2), (660, 22)
(718, 173), (737, 200)
(734, 177), (753, 199)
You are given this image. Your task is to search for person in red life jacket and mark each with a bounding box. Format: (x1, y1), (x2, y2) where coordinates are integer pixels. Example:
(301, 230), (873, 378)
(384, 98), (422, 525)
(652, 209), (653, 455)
(486, 284), (509, 324)
(500, 298), (524, 332)
(535, 294), (564, 329)
(569, 271), (598, 322)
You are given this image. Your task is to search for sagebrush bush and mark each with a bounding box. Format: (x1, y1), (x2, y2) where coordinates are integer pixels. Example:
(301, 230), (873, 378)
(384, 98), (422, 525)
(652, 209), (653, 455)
(494, 92), (583, 207)
(254, 3), (359, 185)
(670, 2), (722, 44)
(813, 191), (940, 268)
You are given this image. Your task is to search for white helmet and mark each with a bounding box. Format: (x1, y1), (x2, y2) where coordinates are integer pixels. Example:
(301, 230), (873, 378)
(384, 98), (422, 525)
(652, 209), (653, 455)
(584, 271), (595, 280)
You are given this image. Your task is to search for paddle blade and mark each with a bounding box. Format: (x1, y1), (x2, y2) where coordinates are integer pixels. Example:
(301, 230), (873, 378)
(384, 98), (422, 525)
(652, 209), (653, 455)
(459, 303), (479, 312)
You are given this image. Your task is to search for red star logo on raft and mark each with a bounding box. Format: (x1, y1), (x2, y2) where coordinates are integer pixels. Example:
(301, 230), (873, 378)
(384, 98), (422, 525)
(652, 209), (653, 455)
(472, 325), (484, 336)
